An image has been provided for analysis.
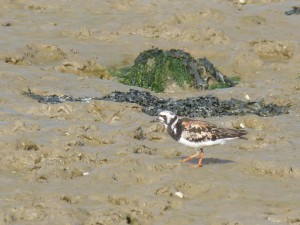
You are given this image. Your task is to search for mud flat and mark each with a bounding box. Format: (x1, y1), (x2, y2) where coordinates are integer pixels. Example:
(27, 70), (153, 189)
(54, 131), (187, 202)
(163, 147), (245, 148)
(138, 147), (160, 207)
(0, 0), (299, 224)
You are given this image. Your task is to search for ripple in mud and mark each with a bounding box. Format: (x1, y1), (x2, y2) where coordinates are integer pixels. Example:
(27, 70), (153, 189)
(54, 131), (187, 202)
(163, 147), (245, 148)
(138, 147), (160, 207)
(1, 43), (111, 79)
(57, 60), (111, 79)
(62, 27), (120, 42)
(85, 210), (129, 225)
(249, 160), (299, 178)
(249, 39), (294, 60)
(2, 44), (66, 65)
(231, 115), (277, 131)
(133, 25), (229, 45)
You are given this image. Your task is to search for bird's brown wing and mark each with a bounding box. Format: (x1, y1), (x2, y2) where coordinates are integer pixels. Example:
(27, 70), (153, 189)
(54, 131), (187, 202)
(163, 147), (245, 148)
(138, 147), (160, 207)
(180, 118), (247, 142)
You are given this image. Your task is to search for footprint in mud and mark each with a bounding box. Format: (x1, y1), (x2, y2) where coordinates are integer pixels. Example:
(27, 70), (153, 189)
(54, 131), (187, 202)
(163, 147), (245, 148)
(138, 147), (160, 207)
(107, 195), (139, 207)
(132, 145), (157, 155)
(60, 195), (86, 204)
(241, 15), (267, 26)
(16, 139), (40, 151)
(0, 139), (41, 172)
(149, 163), (179, 172)
(155, 185), (173, 196)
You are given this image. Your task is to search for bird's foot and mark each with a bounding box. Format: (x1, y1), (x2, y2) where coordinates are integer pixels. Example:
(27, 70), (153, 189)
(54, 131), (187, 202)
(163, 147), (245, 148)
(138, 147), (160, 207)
(190, 164), (203, 168)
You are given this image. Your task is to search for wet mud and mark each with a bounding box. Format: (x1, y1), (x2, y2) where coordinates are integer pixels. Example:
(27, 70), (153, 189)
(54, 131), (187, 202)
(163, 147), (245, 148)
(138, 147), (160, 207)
(0, 0), (299, 225)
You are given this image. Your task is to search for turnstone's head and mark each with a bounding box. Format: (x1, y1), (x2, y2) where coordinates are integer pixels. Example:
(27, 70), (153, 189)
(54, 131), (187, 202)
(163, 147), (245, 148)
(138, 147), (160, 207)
(158, 110), (177, 127)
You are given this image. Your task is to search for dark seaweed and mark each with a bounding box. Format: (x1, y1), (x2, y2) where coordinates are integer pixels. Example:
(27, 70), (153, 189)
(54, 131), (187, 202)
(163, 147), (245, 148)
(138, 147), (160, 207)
(24, 88), (290, 118)
(285, 6), (300, 15)
(24, 88), (98, 104)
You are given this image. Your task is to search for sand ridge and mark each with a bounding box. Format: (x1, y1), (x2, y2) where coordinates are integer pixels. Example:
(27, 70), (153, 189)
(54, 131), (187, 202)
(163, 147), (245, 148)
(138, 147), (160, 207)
(0, 0), (299, 224)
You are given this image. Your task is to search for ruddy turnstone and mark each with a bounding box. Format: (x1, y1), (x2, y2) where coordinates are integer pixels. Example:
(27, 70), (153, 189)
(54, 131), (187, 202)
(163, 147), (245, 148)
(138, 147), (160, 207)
(157, 110), (247, 168)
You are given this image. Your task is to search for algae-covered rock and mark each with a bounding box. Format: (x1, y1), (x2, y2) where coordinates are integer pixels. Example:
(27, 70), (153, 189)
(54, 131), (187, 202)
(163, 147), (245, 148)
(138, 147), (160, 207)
(115, 48), (237, 92)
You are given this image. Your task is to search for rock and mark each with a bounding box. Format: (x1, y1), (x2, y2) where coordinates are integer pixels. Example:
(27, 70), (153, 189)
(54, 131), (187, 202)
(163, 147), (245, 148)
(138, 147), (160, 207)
(114, 48), (237, 92)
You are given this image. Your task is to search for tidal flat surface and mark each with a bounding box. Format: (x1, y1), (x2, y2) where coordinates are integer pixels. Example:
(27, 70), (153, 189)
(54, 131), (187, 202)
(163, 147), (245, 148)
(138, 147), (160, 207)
(0, 0), (299, 224)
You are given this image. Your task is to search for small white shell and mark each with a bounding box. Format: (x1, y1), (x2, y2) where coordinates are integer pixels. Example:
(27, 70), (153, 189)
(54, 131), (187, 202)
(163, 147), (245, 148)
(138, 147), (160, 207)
(82, 172), (89, 176)
(174, 191), (184, 198)
(267, 216), (282, 223)
(244, 94), (251, 101)
(240, 123), (246, 129)
(239, 0), (246, 4)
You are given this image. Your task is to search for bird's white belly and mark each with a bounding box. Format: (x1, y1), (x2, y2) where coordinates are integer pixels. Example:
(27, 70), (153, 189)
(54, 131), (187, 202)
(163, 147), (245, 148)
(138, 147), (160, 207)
(178, 137), (236, 148)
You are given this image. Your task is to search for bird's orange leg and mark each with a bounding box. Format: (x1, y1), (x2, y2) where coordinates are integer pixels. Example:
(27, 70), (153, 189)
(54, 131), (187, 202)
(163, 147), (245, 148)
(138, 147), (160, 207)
(196, 148), (204, 168)
(182, 148), (204, 168)
(182, 152), (199, 163)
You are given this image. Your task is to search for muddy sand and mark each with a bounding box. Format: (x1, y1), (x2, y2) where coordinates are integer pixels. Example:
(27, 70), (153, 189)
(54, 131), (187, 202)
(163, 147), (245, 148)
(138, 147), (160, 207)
(0, 0), (299, 224)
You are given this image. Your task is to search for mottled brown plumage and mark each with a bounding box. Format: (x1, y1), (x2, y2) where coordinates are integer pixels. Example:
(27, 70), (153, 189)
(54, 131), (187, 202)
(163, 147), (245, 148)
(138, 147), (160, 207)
(180, 118), (247, 143)
(157, 110), (247, 168)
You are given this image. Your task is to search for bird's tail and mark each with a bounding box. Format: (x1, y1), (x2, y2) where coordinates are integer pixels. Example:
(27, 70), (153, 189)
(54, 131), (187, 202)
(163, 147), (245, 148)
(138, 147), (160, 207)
(217, 128), (247, 140)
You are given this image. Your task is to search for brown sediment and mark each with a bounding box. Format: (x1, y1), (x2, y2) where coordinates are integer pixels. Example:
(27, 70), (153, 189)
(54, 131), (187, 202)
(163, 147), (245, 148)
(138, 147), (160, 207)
(0, 0), (299, 225)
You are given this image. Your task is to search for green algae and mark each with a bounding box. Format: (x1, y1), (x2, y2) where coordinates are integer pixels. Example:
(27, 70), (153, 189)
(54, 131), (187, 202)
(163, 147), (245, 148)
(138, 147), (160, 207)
(114, 48), (240, 92)
(115, 49), (194, 92)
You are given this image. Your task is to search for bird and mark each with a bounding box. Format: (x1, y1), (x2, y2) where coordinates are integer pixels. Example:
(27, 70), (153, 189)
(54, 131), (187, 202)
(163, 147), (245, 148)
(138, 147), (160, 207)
(157, 110), (247, 168)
